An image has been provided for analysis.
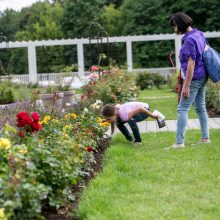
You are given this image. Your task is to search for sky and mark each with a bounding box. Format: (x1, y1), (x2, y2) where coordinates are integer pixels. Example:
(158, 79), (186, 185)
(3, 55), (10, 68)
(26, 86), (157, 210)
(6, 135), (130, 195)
(0, 0), (47, 12)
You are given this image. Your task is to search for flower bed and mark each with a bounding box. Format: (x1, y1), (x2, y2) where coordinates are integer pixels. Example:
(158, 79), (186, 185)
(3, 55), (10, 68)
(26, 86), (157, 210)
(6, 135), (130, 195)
(0, 67), (140, 219)
(0, 107), (109, 219)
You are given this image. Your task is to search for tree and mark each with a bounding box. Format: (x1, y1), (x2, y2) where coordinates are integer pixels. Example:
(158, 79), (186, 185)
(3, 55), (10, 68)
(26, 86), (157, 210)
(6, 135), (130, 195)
(10, 1), (65, 74)
(104, 0), (123, 8)
(101, 4), (123, 36)
(62, 0), (104, 38)
(0, 9), (20, 41)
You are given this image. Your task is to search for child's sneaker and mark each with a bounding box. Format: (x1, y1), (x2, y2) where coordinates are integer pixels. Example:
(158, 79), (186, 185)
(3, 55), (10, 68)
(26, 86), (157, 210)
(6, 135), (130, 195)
(133, 141), (142, 146)
(164, 143), (185, 150)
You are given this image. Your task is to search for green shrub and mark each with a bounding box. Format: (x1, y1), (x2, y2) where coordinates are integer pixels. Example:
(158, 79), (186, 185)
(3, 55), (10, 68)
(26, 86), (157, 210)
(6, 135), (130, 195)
(82, 68), (139, 104)
(151, 73), (167, 89)
(0, 81), (32, 104)
(206, 80), (220, 110)
(136, 72), (153, 90)
(136, 72), (167, 90)
(0, 88), (15, 104)
(167, 70), (179, 92)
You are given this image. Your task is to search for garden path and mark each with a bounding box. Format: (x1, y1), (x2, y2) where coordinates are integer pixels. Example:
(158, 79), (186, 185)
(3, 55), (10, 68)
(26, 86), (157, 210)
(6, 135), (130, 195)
(107, 117), (220, 135)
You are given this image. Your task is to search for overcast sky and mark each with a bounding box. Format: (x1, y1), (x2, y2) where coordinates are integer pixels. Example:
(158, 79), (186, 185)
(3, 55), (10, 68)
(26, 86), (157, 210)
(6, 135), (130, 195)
(0, 0), (47, 12)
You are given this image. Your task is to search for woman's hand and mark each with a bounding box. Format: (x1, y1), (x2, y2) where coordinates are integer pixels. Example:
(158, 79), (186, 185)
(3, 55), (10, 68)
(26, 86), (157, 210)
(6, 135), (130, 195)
(181, 85), (190, 98)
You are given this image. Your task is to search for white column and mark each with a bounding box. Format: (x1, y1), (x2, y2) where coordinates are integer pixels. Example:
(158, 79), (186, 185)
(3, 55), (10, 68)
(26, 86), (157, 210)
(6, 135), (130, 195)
(28, 44), (37, 83)
(77, 42), (85, 76)
(175, 35), (182, 69)
(126, 40), (133, 72)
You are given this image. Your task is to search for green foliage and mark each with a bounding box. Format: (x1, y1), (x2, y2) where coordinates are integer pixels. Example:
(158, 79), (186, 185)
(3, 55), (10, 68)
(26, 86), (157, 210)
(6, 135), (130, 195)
(82, 68), (139, 104)
(1, 0), (220, 72)
(0, 9), (20, 41)
(62, 0), (104, 38)
(9, 1), (65, 74)
(0, 81), (32, 104)
(0, 109), (108, 219)
(167, 70), (179, 92)
(206, 81), (220, 110)
(136, 72), (167, 90)
(101, 4), (124, 36)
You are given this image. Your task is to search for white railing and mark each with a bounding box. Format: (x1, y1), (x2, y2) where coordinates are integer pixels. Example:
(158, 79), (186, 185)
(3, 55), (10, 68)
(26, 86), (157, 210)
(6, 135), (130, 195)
(0, 67), (176, 88)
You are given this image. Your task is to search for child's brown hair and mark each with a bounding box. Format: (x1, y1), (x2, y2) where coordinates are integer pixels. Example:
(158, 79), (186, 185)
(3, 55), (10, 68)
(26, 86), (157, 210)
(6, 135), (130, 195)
(102, 104), (117, 134)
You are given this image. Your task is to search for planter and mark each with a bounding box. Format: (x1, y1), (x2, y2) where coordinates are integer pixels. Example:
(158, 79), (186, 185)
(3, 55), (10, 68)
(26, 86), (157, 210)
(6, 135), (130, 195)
(40, 92), (64, 112)
(62, 90), (75, 107)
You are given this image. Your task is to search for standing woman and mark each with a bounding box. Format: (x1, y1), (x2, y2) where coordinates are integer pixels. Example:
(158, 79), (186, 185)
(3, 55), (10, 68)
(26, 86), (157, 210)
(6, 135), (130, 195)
(168, 12), (210, 148)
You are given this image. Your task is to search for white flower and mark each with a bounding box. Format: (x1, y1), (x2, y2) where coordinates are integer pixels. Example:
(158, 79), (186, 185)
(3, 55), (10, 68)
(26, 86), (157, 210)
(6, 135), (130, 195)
(84, 108), (88, 112)
(65, 102), (71, 107)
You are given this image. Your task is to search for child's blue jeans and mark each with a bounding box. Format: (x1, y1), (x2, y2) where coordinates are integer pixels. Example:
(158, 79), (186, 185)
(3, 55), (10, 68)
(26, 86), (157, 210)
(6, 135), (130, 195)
(116, 110), (149, 143)
(176, 77), (209, 144)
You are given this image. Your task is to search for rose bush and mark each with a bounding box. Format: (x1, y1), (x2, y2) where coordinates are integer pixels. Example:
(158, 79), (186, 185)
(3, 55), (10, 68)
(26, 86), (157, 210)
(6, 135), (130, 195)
(81, 68), (139, 105)
(0, 108), (110, 219)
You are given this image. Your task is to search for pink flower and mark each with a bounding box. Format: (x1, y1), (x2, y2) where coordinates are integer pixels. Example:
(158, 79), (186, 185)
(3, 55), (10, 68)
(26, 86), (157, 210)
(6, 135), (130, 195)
(89, 73), (99, 80)
(89, 65), (99, 72)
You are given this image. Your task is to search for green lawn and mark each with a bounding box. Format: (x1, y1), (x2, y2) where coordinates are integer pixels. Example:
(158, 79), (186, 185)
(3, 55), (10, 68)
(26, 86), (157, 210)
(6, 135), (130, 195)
(76, 129), (220, 220)
(137, 87), (198, 120)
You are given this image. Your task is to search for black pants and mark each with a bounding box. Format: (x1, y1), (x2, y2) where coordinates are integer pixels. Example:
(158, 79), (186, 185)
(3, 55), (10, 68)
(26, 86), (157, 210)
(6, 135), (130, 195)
(116, 111), (149, 143)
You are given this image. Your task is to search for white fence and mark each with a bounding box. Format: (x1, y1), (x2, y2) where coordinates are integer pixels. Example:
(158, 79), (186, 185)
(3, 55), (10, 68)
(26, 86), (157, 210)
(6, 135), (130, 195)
(0, 67), (176, 88)
(0, 31), (220, 84)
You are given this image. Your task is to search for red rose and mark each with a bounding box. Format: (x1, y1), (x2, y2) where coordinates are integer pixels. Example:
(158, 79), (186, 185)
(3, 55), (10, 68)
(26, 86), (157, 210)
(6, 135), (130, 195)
(16, 112), (32, 127)
(31, 122), (42, 132)
(18, 130), (25, 138)
(32, 112), (40, 122)
(86, 146), (94, 152)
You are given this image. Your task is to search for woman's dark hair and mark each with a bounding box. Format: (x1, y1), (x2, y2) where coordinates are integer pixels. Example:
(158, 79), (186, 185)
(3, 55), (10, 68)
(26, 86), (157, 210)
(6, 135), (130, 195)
(169, 12), (193, 34)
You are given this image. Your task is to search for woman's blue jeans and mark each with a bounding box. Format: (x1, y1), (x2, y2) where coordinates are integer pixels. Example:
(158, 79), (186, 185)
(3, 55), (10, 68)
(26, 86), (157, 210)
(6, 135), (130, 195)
(116, 110), (149, 143)
(176, 78), (209, 144)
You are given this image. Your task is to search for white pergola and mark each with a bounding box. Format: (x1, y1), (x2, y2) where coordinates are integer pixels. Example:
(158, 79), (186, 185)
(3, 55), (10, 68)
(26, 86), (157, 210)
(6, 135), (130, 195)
(0, 31), (220, 83)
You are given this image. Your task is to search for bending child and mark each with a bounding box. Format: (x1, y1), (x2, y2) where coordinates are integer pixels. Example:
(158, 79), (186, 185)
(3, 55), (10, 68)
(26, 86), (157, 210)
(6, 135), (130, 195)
(102, 101), (160, 145)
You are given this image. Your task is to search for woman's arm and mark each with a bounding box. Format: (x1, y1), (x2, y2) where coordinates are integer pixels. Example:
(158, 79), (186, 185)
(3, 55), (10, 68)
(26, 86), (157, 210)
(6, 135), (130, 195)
(128, 107), (158, 119)
(182, 57), (195, 98)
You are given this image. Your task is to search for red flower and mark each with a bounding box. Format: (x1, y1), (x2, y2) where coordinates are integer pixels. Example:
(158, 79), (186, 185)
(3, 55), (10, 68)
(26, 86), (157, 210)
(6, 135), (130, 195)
(16, 112), (32, 128)
(86, 146), (94, 152)
(31, 122), (42, 132)
(32, 112), (40, 122)
(16, 111), (42, 133)
(18, 130), (25, 138)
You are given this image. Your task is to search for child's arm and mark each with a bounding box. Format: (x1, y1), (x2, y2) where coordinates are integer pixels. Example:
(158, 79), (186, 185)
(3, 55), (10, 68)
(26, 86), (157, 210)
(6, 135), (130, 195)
(128, 107), (158, 120)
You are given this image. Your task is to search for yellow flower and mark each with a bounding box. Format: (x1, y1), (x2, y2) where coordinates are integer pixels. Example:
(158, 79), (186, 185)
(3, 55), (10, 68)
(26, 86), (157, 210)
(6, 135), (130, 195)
(64, 125), (71, 130)
(63, 133), (69, 139)
(40, 115), (51, 125)
(100, 122), (111, 127)
(97, 117), (102, 123)
(0, 138), (11, 150)
(40, 139), (44, 143)
(71, 113), (77, 119)
(19, 149), (28, 154)
(0, 208), (7, 220)
(64, 114), (69, 119)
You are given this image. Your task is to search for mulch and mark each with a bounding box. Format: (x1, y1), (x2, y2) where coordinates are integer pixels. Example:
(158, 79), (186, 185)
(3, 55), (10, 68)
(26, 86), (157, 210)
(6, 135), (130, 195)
(43, 137), (111, 220)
